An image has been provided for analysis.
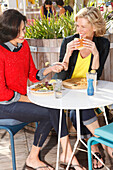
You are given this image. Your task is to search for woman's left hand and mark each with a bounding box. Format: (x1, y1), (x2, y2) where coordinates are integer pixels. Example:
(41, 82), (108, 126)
(82, 38), (99, 69)
(83, 38), (99, 56)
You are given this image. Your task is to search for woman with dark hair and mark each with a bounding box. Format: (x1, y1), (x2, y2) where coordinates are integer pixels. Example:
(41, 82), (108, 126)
(40, 0), (56, 19)
(0, 9), (86, 170)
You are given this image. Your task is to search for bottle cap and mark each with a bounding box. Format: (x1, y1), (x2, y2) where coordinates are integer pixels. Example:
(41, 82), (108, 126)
(90, 70), (96, 74)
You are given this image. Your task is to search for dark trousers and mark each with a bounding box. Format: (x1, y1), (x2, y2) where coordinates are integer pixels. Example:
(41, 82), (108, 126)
(70, 109), (97, 139)
(0, 102), (68, 147)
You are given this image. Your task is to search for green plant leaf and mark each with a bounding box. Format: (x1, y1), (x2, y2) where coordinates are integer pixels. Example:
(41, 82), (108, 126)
(25, 12), (76, 39)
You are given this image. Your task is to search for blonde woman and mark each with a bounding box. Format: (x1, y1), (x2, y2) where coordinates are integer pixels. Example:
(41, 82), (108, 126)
(54, 7), (113, 169)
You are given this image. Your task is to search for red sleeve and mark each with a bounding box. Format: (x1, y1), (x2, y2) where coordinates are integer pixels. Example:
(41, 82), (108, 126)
(27, 44), (39, 83)
(0, 54), (14, 101)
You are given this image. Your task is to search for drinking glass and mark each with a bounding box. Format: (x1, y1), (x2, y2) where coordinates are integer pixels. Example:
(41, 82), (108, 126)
(54, 79), (62, 99)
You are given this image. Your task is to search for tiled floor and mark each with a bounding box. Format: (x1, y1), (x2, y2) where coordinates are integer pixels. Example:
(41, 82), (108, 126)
(0, 117), (113, 170)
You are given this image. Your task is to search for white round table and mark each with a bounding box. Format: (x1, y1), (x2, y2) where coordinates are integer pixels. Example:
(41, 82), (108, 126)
(28, 80), (113, 110)
(27, 80), (113, 170)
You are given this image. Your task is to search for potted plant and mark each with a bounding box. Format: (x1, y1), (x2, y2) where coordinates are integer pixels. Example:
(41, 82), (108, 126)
(25, 13), (76, 39)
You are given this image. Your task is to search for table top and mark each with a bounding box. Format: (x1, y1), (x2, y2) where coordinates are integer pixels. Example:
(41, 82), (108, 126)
(27, 80), (113, 110)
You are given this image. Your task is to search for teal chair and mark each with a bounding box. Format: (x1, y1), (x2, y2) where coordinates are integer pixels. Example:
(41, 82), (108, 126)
(87, 122), (113, 170)
(0, 119), (38, 170)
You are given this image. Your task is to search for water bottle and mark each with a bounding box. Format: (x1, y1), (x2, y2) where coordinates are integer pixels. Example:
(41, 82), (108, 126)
(87, 79), (94, 96)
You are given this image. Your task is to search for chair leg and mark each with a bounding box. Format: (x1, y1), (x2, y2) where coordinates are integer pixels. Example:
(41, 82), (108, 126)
(88, 138), (93, 170)
(88, 137), (112, 170)
(102, 106), (108, 125)
(35, 122), (38, 129)
(9, 131), (16, 170)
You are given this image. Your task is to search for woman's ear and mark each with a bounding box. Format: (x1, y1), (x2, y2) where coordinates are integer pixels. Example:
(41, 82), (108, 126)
(93, 25), (96, 32)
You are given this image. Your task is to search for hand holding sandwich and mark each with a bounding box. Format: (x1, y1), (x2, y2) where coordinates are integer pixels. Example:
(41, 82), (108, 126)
(63, 37), (99, 71)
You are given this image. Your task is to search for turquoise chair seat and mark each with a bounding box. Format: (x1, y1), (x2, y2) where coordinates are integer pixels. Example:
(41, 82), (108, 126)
(0, 119), (38, 170)
(87, 122), (113, 170)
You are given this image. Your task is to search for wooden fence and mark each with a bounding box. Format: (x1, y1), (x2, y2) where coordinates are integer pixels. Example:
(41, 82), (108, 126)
(26, 33), (113, 85)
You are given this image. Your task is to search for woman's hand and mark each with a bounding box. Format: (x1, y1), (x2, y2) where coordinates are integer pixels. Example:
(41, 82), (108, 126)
(43, 62), (64, 76)
(82, 38), (99, 56)
(50, 62), (64, 73)
(66, 39), (80, 57)
(19, 95), (31, 103)
(82, 38), (99, 70)
(63, 39), (81, 66)
(62, 62), (69, 71)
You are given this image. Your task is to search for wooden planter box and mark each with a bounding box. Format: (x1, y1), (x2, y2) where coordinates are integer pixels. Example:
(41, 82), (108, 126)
(27, 38), (63, 85)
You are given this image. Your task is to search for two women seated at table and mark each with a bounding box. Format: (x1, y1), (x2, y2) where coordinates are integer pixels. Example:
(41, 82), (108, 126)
(0, 9), (87, 170)
(54, 6), (113, 169)
(1, 6), (113, 170)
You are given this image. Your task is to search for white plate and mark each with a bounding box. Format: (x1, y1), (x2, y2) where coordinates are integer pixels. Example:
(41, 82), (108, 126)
(29, 83), (54, 95)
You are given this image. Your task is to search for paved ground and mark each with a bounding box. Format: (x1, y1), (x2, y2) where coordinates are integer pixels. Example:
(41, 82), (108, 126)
(0, 115), (113, 170)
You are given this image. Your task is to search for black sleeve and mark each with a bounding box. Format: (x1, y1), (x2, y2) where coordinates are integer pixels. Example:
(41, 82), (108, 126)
(97, 38), (110, 79)
(59, 38), (67, 62)
(52, 38), (68, 80)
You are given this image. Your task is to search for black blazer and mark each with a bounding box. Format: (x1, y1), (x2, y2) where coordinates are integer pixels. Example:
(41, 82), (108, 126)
(53, 34), (110, 80)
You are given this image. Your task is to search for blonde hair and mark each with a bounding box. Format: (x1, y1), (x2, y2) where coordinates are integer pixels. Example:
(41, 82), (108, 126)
(75, 7), (106, 36)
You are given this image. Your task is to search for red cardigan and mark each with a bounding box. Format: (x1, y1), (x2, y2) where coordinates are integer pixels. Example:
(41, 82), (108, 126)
(0, 39), (39, 101)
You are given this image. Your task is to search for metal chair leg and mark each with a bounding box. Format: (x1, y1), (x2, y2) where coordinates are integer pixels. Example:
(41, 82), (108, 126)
(88, 138), (93, 170)
(9, 130), (16, 170)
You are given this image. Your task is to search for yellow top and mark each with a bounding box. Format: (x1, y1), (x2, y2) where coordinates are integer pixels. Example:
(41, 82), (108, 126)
(71, 52), (91, 78)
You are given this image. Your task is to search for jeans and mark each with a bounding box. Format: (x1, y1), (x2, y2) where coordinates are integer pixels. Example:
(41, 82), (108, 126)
(70, 109), (97, 139)
(0, 102), (68, 147)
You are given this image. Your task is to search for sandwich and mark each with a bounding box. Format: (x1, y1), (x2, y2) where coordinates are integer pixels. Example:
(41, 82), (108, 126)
(74, 38), (84, 50)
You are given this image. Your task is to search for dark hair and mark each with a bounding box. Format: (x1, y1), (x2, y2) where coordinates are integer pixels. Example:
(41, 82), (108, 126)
(44, 0), (52, 6)
(43, 0), (52, 16)
(56, 0), (64, 6)
(0, 9), (27, 44)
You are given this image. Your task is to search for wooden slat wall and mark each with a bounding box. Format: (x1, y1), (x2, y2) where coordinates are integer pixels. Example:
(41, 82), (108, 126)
(27, 38), (62, 85)
(26, 34), (113, 85)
